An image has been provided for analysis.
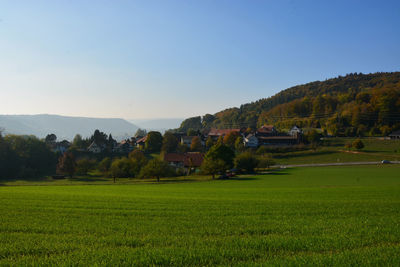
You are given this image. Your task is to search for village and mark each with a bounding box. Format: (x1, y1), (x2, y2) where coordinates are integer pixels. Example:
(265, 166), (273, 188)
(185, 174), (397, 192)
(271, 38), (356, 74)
(43, 125), (303, 174)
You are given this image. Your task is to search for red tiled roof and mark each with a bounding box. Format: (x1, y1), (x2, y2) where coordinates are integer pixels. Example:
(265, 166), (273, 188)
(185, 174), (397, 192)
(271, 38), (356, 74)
(208, 128), (241, 136)
(258, 136), (297, 140)
(164, 153), (185, 162)
(136, 135), (147, 144)
(257, 125), (275, 134)
(164, 152), (204, 167)
(183, 152), (204, 167)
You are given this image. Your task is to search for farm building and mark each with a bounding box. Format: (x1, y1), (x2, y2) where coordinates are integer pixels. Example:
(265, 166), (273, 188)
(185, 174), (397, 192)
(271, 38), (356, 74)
(207, 128), (241, 140)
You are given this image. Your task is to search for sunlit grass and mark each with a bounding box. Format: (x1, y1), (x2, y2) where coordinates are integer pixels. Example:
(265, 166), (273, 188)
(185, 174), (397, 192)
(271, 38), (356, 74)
(0, 165), (399, 265)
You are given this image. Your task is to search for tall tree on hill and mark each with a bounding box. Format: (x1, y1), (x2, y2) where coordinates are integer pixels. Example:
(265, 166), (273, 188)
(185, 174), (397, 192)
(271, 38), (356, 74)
(90, 129), (108, 146)
(45, 134), (57, 144)
(179, 116), (202, 132)
(107, 134), (116, 151)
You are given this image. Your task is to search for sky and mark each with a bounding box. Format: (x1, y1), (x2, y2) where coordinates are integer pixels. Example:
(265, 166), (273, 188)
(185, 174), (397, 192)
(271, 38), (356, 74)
(0, 0), (399, 119)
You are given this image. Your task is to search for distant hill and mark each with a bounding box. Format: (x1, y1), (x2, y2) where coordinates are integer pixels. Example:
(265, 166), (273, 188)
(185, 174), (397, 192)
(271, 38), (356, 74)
(178, 72), (400, 136)
(0, 114), (139, 141)
(129, 118), (184, 133)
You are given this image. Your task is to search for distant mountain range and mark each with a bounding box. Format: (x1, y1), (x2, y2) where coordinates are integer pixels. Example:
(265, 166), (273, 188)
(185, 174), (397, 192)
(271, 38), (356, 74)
(129, 118), (184, 133)
(0, 114), (139, 141)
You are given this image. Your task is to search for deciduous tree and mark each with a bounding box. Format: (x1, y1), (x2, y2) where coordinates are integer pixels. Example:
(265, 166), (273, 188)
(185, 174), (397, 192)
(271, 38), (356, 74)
(145, 131), (163, 152)
(139, 158), (172, 182)
(57, 152), (76, 178)
(352, 139), (364, 150)
(234, 152), (259, 173)
(162, 132), (178, 153)
(201, 158), (227, 179)
(190, 136), (202, 152)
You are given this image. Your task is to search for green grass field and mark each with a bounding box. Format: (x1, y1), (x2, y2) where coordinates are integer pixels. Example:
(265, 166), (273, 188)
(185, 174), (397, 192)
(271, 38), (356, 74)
(1, 165), (399, 266)
(274, 138), (400, 165)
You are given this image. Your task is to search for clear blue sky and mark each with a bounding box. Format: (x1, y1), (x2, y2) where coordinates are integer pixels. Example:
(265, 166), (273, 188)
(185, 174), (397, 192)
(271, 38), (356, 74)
(1, 0), (399, 119)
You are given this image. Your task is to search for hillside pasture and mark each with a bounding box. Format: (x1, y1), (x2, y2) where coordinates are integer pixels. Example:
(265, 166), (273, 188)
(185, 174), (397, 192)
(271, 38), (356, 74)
(273, 138), (400, 165)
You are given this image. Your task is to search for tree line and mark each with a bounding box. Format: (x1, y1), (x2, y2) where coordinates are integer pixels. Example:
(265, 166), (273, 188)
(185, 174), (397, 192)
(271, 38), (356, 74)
(0, 125), (366, 181)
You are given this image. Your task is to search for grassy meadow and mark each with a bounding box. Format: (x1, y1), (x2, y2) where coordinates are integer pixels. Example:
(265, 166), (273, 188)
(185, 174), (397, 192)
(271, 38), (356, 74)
(273, 138), (400, 165)
(0, 165), (399, 265)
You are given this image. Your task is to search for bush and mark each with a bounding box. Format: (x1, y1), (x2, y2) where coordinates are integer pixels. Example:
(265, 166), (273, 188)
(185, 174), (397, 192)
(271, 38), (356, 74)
(257, 157), (276, 169)
(352, 139), (364, 150)
(234, 152), (259, 173)
(76, 158), (97, 175)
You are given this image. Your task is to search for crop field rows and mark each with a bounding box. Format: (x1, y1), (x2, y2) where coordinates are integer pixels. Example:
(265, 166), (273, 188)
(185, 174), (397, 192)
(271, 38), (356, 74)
(0, 165), (399, 265)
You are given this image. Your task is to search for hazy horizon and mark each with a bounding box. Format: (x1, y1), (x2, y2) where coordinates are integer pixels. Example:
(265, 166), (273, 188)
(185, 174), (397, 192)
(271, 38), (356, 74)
(1, 1), (399, 119)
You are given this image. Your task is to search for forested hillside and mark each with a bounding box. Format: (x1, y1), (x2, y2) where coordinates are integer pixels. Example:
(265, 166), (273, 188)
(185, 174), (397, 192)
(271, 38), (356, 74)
(178, 72), (400, 136)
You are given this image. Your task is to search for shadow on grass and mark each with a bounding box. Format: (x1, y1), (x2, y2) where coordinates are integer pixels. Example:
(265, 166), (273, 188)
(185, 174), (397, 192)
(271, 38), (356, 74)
(226, 177), (259, 181)
(70, 177), (110, 182)
(263, 171), (291, 176)
(275, 150), (336, 159)
(0, 176), (52, 183)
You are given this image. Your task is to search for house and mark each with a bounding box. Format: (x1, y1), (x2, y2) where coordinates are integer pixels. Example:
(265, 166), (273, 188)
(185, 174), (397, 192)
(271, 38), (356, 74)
(244, 134), (259, 148)
(389, 130), (400, 140)
(164, 152), (204, 169)
(207, 128), (241, 140)
(257, 135), (300, 146)
(256, 125), (277, 137)
(136, 135), (147, 148)
(289, 126), (302, 136)
(114, 140), (134, 153)
(87, 142), (104, 153)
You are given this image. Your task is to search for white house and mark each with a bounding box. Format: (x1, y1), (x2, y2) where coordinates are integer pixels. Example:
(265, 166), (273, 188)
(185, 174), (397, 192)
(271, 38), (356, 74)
(244, 134), (259, 148)
(289, 126), (302, 136)
(87, 142), (103, 153)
